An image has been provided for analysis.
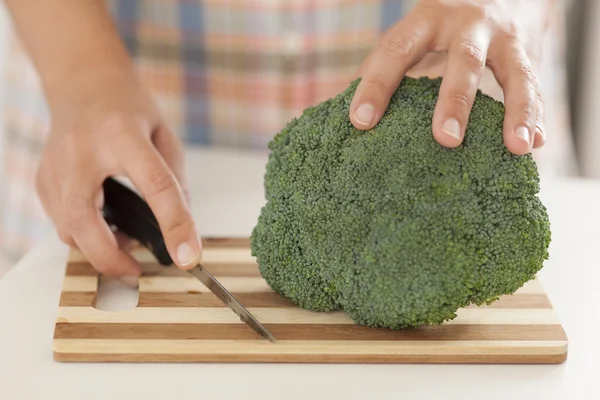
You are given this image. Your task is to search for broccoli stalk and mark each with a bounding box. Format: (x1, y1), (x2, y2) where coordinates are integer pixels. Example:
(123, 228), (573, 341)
(250, 76), (551, 329)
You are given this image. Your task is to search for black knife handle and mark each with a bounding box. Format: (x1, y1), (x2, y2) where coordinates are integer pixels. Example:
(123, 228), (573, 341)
(102, 177), (173, 266)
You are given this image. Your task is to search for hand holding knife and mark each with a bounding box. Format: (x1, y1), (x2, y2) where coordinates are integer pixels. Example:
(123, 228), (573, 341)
(101, 176), (276, 343)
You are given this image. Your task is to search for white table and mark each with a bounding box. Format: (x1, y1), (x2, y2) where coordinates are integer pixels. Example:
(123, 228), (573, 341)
(1, 147), (598, 400)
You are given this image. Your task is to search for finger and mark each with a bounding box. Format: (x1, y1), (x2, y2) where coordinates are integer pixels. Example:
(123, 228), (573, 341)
(61, 177), (142, 285)
(119, 133), (202, 270)
(432, 27), (490, 148)
(533, 88), (546, 148)
(349, 16), (435, 130)
(152, 124), (192, 206)
(488, 42), (539, 155)
(113, 230), (138, 252)
(59, 182), (135, 253)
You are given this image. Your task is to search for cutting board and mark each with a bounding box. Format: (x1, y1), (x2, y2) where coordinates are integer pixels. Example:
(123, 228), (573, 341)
(53, 237), (568, 364)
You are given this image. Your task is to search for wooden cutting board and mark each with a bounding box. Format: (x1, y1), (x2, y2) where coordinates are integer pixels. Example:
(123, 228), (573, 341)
(53, 237), (568, 364)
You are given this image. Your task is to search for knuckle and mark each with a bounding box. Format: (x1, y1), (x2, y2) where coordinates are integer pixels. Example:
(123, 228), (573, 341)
(457, 41), (485, 71)
(382, 33), (415, 59)
(448, 92), (472, 112)
(536, 103), (545, 123)
(515, 61), (538, 87)
(163, 217), (194, 239)
(536, 90), (545, 109)
(63, 195), (91, 231)
(536, 115), (545, 126)
(146, 169), (178, 197)
(518, 100), (536, 120)
(363, 75), (388, 95)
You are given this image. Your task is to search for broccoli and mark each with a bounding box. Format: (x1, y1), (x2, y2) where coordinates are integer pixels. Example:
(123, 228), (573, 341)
(250, 76), (551, 330)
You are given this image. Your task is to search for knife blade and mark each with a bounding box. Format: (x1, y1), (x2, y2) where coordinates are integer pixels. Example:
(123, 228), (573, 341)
(100, 176), (276, 343)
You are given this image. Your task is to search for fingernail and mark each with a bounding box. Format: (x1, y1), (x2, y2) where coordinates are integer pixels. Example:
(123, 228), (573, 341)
(442, 118), (461, 140)
(177, 242), (198, 267)
(354, 103), (375, 126)
(120, 275), (139, 288)
(535, 126), (544, 137)
(535, 126), (545, 144)
(515, 126), (531, 148)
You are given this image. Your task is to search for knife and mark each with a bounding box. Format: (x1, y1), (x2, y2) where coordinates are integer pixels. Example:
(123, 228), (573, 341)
(100, 176), (276, 343)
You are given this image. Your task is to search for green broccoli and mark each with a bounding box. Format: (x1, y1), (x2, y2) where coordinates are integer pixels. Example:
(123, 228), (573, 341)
(250, 76), (551, 330)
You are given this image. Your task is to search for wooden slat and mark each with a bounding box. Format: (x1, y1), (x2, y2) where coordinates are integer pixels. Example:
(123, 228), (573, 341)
(65, 263), (99, 276)
(53, 323), (568, 341)
(60, 275), (546, 296)
(138, 276), (272, 293)
(53, 351), (568, 364)
(464, 294), (552, 309)
(54, 339), (568, 355)
(60, 275), (270, 293)
(59, 292), (97, 307)
(139, 263), (261, 277)
(65, 262), (261, 277)
(67, 246), (255, 264)
(58, 291), (551, 309)
(61, 276), (98, 292)
(65, 237), (250, 254)
(195, 247), (255, 264)
(53, 338), (568, 363)
(135, 292), (296, 308)
(200, 238), (250, 248)
(56, 307), (560, 325)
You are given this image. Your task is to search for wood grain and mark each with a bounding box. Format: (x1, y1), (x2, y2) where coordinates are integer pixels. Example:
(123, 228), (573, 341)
(58, 291), (550, 309)
(53, 352), (568, 364)
(53, 237), (568, 364)
(54, 323), (567, 341)
(55, 307), (561, 325)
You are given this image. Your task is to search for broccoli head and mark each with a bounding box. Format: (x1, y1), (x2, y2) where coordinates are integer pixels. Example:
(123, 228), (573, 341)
(250, 76), (551, 329)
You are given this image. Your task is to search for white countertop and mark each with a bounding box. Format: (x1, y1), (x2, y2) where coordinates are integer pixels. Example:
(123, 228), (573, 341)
(0, 147), (599, 400)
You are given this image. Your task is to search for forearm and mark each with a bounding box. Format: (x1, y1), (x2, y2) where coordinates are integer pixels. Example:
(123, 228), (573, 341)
(3, 0), (135, 109)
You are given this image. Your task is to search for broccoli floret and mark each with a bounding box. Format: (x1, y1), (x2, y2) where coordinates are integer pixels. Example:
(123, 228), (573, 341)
(250, 76), (551, 329)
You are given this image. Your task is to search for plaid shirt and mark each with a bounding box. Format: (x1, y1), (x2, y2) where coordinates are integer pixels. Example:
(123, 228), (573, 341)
(0, 0), (576, 275)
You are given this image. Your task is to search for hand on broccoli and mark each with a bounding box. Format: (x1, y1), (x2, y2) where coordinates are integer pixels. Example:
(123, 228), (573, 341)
(349, 0), (551, 156)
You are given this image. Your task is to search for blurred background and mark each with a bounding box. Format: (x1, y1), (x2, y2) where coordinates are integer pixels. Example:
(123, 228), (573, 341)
(0, 7), (6, 159)
(0, 0), (597, 273)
